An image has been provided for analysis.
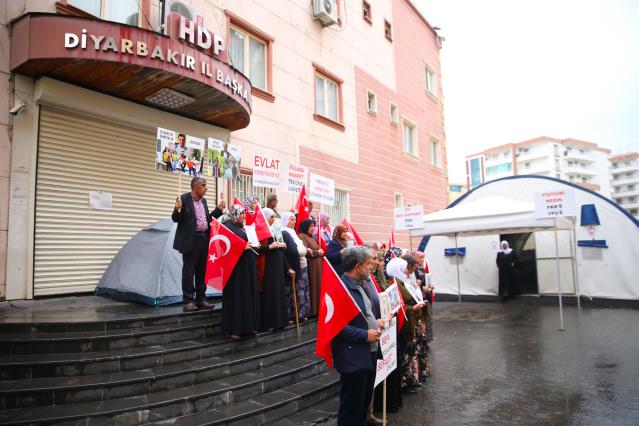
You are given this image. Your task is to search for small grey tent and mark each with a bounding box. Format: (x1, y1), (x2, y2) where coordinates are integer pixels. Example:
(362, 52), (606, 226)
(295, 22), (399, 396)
(96, 219), (221, 305)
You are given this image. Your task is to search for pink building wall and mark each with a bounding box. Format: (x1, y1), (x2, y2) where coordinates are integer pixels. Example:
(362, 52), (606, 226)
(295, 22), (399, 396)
(301, 0), (448, 248)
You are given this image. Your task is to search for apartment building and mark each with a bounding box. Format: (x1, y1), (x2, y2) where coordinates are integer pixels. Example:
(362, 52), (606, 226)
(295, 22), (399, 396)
(465, 137), (611, 197)
(610, 153), (639, 218)
(1, 0), (448, 299)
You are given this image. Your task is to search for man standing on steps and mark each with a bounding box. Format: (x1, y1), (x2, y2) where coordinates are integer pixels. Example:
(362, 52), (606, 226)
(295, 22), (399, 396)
(333, 246), (384, 425)
(172, 177), (215, 312)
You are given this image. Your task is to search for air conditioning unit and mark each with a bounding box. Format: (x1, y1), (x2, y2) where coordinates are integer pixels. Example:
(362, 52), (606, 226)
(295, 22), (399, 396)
(313, 0), (338, 27)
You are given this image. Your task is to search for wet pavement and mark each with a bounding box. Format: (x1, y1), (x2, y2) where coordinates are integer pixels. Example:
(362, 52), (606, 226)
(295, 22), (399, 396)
(387, 301), (639, 425)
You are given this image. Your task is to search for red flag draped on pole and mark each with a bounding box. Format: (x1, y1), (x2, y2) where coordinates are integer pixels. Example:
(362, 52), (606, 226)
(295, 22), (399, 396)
(294, 185), (310, 233)
(340, 219), (364, 246)
(388, 229), (396, 249)
(204, 218), (246, 291)
(316, 259), (362, 368)
(253, 203), (273, 241)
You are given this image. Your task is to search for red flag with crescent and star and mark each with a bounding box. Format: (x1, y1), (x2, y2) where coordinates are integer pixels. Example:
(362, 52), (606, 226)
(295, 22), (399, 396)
(295, 185), (310, 233)
(253, 203), (273, 241)
(204, 218), (246, 291)
(315, 258), (362, 369)
(340, 219), (364, 246)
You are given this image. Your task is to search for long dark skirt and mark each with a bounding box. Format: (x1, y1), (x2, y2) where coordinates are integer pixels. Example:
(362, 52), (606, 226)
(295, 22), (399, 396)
(399, 319), (431, 389)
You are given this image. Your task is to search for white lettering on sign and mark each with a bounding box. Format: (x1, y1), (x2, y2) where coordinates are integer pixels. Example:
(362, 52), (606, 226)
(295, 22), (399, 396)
(178, 15), (226, 56)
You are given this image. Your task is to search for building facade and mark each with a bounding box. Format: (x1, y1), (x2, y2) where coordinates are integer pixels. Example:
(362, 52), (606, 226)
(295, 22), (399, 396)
(0, 0), (448, 300)
(610, 153), (639, 218)
(465, 137), (611, 197)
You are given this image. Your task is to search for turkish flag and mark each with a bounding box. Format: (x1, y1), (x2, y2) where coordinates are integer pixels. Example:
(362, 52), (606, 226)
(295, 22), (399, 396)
(295, 185), (310, 233)
(232, 196), (242, 206)
(340, 219), (364, 246)
(253, 203), (273, 241)
(388, 229), (396, 249)
(204, 218), (246, 291)
(316, 258), (361, 368)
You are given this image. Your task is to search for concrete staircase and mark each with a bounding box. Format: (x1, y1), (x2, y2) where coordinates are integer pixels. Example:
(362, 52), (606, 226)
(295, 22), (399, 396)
(0, 308), (339, 425)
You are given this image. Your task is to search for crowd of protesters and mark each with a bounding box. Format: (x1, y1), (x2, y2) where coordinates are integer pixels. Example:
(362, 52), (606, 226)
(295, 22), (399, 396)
(172, 178), (435, 425)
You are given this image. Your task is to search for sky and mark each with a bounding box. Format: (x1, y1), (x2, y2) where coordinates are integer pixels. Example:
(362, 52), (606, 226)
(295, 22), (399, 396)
(412, 0), (639, 182)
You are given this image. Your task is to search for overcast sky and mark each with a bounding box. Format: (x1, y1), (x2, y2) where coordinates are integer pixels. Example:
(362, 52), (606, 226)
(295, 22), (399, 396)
(412, 0), (639, 182)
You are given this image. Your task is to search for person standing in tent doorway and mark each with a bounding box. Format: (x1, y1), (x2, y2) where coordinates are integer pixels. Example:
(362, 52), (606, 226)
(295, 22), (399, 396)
(172, 177), (214, 312)
(496, 240), (520, 301)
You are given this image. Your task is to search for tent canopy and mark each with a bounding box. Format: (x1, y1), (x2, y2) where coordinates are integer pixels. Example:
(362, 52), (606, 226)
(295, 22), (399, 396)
(410, 195), (574, 237)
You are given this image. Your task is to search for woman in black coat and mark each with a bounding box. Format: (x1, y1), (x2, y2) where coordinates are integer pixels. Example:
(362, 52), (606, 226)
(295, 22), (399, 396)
(496, 240), (520, 300)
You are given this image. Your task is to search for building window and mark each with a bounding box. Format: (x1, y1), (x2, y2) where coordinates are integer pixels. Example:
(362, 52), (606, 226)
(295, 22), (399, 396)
(229, 26), (268, 91)
(231, 173), (274, 205)
(314, 67), (342, 125)
(362, 1), (372, 24)
(322, 189), (350, 227)
(390, 103), (398, 124)
(69, 0), (139, 25)
(430, 137), (441, 168)
(525, 163), (531, 169)
(468, 157), (483, 189)
(628, 184), (635, 191)
(402, 120), (417, 156)
(384, 20), (393, 41)
(366, 90), (377, 114)
(486, 163), (512, 176)
(503, 151), (510, 158)
(555, 159), (560, 171)
(425, 64), (437, 97)
(554, 144), (559, 156)
(556, 173), (561, 178)
(395, 193), (404, 208)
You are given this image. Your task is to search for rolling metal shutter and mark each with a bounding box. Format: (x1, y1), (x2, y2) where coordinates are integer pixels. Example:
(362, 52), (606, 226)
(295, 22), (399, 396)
(34, 107), (194, 296)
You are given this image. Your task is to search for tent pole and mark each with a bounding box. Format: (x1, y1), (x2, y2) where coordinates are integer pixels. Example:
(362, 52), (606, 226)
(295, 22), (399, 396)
(571, 218), (581, 309)
(455, 233), (461, 303)
(554, 218), (565, 331)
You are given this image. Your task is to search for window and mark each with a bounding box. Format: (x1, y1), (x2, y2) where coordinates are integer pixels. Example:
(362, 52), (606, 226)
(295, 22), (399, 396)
(231, 173), (274, 205)
(402, 120), (417, 156)
(430, 137), (441, 168)
(384, 20), (393, 41)
(395, 193), (404, 208)
(628, 184), (635, 191)
(366, 90), (377, 114)
(555, 159), (560, 171)
(629, 196), (637, 203)
(468, 158), (483, 189)
(390, 103), (398, 124)
(556, 173), (561, 178)
(503, 151), (510, 158)
(314, 67), (341, 125)
(525, 163), (531, 169)
(486, 163), (512, 176)
(229, 26), (268, 91)
(554, 144), (559, 156)
(362, 1), (372, 24)
(322, 189), (350, 228)
(425, 65), (437, 97)
(69, 0), (139, 25)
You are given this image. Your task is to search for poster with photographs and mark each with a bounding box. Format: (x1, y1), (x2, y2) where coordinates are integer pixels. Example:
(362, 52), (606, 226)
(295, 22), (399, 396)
(156, 128), (204, 176)
(207, 137), (241, 180)
(385, 283), (402, 317)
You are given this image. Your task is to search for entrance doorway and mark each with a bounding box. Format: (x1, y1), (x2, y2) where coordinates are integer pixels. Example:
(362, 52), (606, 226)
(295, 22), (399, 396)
(500, 233), (538, 295)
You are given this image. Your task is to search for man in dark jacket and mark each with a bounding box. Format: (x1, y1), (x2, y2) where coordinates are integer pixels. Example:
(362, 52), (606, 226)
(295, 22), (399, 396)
(333, 246), (384, 425)
(172, 177), (214, 312)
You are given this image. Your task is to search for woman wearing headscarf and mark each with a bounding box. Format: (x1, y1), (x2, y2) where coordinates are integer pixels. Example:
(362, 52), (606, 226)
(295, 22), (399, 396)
(298, 219), (323, 317)
(258, 208), (294, 331)
(326, 224), (349, 277)
(496, 240), (519, 301)
(386, 254), (431, 393)
(281, 212), (311, 321)
(220, 204), (264, 340)
(412, 250), (435, 343)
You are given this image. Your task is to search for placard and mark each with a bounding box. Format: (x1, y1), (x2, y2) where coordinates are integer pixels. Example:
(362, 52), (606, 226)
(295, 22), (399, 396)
(207, 138), (241, 180)
(379, 283), (402, 320)
(285, 164), (308, 194)
(394, 205), (424, 230)
(374, 322), (397, 387)
(534, 189), (576, 219)
(309, 173), (335, 206)
(253, 154), (282, 188)
(156, 128), (204, 176)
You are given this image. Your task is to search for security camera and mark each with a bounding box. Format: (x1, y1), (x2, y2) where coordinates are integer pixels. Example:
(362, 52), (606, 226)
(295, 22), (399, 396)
(9, 101), (26, 116)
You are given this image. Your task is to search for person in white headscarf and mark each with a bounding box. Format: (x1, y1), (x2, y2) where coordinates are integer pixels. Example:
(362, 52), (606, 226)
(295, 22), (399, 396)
(496, 240), (519, 300)
(280, 211), (311, 320)
(386, 254), (431, 393)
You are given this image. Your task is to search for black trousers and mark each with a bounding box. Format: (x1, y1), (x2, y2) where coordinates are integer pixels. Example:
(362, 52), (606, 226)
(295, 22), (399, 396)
(338, 353), (376, 426)
(182, 233), (208, 303)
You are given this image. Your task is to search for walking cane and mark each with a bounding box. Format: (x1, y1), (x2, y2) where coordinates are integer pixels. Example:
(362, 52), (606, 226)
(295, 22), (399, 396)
(291, 277), (301, 338)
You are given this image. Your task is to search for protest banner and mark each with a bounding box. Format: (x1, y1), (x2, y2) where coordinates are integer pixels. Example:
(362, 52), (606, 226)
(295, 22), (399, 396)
(284, 164), (308, 194)
(309, 173), (335, 206)
(533, 189), (576, 218)
(207, 138), (241, 180)
(374, 322), (398, 387)
(394, 205), (424, 230)
(253, 154), (282, 188)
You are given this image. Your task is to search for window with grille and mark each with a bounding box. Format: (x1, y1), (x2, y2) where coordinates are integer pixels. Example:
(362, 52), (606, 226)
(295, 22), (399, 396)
(321, 189), (349, 228)
(231, 173), (274, 206)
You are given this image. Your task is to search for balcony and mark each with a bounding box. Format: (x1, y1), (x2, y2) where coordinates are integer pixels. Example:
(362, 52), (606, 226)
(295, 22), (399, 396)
(515, 150), (547, 162)
(577, 182), (601, 192)
(517, 164), (551, 175)
(563, 163), (597, 176)
(612, 189), (639, 198)
(620, 201), (639, 211)
(611, 176), (639, 186)
(610, 165), (638, 175)
(563, 150), (595, 162)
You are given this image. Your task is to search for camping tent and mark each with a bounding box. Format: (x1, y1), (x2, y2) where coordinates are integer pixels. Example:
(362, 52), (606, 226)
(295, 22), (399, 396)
(96, 219), (220, 305)
(411, 176), (639, 303)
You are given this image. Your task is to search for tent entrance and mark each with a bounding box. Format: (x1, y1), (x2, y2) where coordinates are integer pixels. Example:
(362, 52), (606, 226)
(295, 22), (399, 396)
(500, 232), (538, 295)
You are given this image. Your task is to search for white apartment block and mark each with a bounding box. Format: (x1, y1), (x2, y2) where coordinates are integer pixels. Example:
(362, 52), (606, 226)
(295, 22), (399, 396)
(610, 153), (639, 218)
(466, 137), (612, 198)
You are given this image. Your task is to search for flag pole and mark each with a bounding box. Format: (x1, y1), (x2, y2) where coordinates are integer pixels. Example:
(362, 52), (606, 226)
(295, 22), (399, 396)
(383, 378), (387, 425)
(177, 173), (182, 212)
(291, 277), (301, 338)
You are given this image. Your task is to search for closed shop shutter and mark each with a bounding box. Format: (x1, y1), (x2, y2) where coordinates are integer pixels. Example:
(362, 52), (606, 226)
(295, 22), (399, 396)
(34, 107), (197, 296)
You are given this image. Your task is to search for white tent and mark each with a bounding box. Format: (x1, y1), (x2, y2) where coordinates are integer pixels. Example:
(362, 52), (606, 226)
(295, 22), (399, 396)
(411, 176), (639, 306)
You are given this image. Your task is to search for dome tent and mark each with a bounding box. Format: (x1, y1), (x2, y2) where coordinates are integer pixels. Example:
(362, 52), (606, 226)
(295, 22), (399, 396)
(96, 219), (220, 305)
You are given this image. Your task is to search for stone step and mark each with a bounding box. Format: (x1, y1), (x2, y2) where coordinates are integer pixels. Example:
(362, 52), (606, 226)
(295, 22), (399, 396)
(0, 333), (317, 409)
(0, 357), (330, 425)
(0, 313), (224, 355)
(143, 372), (340, 426)
(0, 321), (316, 379)
(269, 395), (339, 426)
(0, 304), (221, 335)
